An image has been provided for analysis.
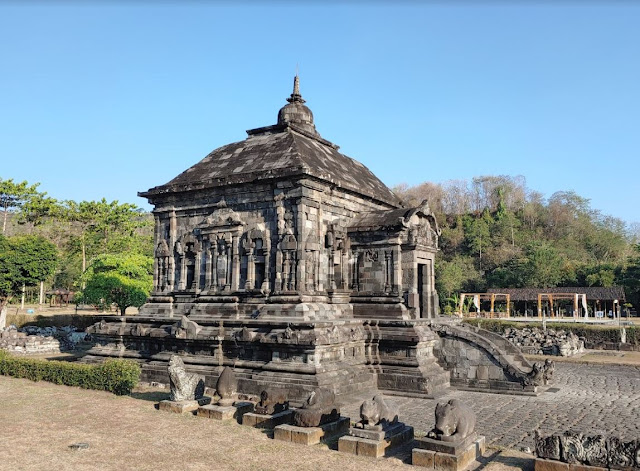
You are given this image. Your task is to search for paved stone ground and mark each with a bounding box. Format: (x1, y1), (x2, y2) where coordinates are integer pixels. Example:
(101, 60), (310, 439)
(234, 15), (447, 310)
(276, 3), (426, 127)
(341, 362), (640, 450)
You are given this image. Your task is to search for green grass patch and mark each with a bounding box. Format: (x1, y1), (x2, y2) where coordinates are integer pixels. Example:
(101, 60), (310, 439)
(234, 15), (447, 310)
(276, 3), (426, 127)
(0, 351), (140, 395)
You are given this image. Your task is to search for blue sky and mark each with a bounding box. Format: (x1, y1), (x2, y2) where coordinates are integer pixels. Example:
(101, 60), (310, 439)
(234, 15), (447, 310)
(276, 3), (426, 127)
(1, 2), (639, 225)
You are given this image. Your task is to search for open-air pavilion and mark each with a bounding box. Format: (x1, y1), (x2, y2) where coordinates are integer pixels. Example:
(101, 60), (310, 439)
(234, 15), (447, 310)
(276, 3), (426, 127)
(486, 287), (626, 319)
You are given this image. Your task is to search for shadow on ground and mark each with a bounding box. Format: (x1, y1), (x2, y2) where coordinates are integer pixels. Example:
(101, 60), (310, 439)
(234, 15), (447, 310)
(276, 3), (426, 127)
(130, 391), (170, 402)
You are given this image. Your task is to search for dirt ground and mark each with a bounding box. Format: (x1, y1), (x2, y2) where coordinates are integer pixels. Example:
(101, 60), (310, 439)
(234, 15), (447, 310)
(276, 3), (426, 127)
(0, 376), (532, 471)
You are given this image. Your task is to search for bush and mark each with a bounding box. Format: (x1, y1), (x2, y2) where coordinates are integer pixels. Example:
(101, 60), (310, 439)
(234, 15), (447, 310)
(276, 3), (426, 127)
(462, 319), (639, 346)
(0, 352), (140, 395)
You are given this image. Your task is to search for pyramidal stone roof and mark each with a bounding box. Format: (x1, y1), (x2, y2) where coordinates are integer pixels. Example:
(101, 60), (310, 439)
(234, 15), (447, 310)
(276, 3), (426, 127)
(140, 76), (401, 208)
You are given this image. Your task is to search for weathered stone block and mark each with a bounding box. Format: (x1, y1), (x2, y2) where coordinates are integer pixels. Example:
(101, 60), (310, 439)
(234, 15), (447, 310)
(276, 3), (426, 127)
(413, 449), (436, 468)
(476, 366), (488, 381)
(158, 397), (211, 414)
(274, 417), (349, 446)
(337, 435), (359, 455)
(196, 401), (254, 421)
(535, 459), (570, 471)
(414, 436), (484, 471)
(241, 410), (294, 429)
(338, 424), (413, 458)
(568, 464), (607, 471)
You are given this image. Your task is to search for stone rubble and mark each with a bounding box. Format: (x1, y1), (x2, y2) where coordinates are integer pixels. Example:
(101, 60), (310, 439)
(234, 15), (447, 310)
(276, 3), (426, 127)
(0, 325), (89, 355)
(502, 327), (585, 356)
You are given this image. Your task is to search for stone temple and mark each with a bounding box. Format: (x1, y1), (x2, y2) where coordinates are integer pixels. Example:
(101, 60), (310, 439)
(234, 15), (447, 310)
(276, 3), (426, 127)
(86, 77), (547, 400)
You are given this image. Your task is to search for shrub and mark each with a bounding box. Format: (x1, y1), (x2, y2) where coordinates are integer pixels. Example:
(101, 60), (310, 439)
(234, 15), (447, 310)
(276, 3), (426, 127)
(0, 352), (140, 395)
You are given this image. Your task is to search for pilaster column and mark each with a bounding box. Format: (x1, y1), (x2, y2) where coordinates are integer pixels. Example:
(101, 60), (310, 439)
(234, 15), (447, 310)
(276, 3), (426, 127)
(392, 245), (401, 295)
(204, 242), (212, 290)
(194, 251), (202, 292)
(179, 255), (186, 290)
(246, 247), (255, 290)
(230, 234), (239, 291)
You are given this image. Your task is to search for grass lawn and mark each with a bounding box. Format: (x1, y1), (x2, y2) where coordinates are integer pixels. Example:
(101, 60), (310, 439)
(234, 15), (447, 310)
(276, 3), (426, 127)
(0, 376), (535, 471)
(0, 376), (416, 471)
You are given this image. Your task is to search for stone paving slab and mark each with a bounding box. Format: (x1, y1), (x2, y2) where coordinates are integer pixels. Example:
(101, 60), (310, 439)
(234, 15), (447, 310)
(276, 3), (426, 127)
(340, 363), (640, 451)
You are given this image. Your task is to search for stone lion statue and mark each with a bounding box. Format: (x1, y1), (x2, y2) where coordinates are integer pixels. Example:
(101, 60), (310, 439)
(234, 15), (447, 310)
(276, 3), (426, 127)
(168, 355), (205, 402)
(427, 399), (476, 442)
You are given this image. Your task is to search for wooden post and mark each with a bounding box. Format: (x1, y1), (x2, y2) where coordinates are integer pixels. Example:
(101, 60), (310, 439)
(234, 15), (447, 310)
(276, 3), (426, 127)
(574, 294), (578, 319)
(538, 294), (542, 318)
(549, 294), (554, 318)
(506, 294), (510, 318)
(459, 294), (465, 316)
(490, 294), (495, 315)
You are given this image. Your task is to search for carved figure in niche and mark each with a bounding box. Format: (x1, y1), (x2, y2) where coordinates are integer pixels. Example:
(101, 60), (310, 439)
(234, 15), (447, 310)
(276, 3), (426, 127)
(355, 395), (399, 430)
(427, 399), (476, 442)
(293, 387), (340, 427)
(156, 240), (170, 291)
(168, 355), (205, 401)
(242, 228), (267, 291)
(255, 388), (289, 415)
(280, 234), (297, 291)
(365, 249), (378, 262)
(305, 252), (315, 291)
(216, 236), (230, 290)
(215, 366), (238, 406)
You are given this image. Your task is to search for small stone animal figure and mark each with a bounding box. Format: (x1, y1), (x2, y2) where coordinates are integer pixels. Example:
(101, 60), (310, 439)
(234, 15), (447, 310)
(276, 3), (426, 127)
(427, 399), (476, 442)
(293, 388), (340, 427)
(216, 366), (238, 406)
(359, 395), (399, 429)
(525, 359), (555, 386)
(255, 388), (289, 415)
(167, 355), (205, 402)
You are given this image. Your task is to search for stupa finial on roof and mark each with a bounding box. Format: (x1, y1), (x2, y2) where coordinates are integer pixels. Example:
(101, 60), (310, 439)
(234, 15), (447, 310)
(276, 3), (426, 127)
(287, 74), (305, 104)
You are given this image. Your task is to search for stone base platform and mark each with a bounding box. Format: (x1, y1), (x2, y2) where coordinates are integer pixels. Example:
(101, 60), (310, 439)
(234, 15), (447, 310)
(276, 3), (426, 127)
(157, 397), (211, 414)
(338, 423), (414, 458)
(534, 459), (609, 471)
(197, 401), (254, 422)
(274, 417), (350, 446)
(412, 435), (485, 470)
(242, 410), (294, 429)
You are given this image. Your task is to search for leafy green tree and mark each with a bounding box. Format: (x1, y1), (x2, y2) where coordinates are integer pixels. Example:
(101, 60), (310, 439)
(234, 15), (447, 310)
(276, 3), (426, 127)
(80, 253), (152, 315)
(63, 199), (150, 276)
(463, 211), (491, 270)
(435, 256), (484, 312)
(18, 194), (62, 231)
(0, 178), (42, 234)
(622, 245), (640, 310)
(0, 235), (58, 322)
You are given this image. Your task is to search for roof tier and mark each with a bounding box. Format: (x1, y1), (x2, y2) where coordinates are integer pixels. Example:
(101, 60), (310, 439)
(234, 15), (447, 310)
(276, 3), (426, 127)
(140, 77), (401, 208)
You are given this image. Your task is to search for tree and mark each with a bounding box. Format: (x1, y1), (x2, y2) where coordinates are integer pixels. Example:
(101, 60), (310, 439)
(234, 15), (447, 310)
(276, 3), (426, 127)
(18, 194), (62, 232)
(80, 253), (152, 315)
(63, 199), (150, 276)
(0, 235), (58, 325)
(0, 178), (42, 234)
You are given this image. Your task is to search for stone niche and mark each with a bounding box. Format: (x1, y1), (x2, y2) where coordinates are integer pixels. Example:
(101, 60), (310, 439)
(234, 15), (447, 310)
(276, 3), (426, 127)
(84, 77), (541, 400)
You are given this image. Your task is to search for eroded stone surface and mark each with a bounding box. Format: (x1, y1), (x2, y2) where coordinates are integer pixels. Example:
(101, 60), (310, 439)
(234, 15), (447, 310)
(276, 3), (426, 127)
(215, 366), (238, 406)
(255, 388), (288, 415)
(168, 355), (205, 402)
(293, 388), (340, 427)
(428, 399), (476, 442)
